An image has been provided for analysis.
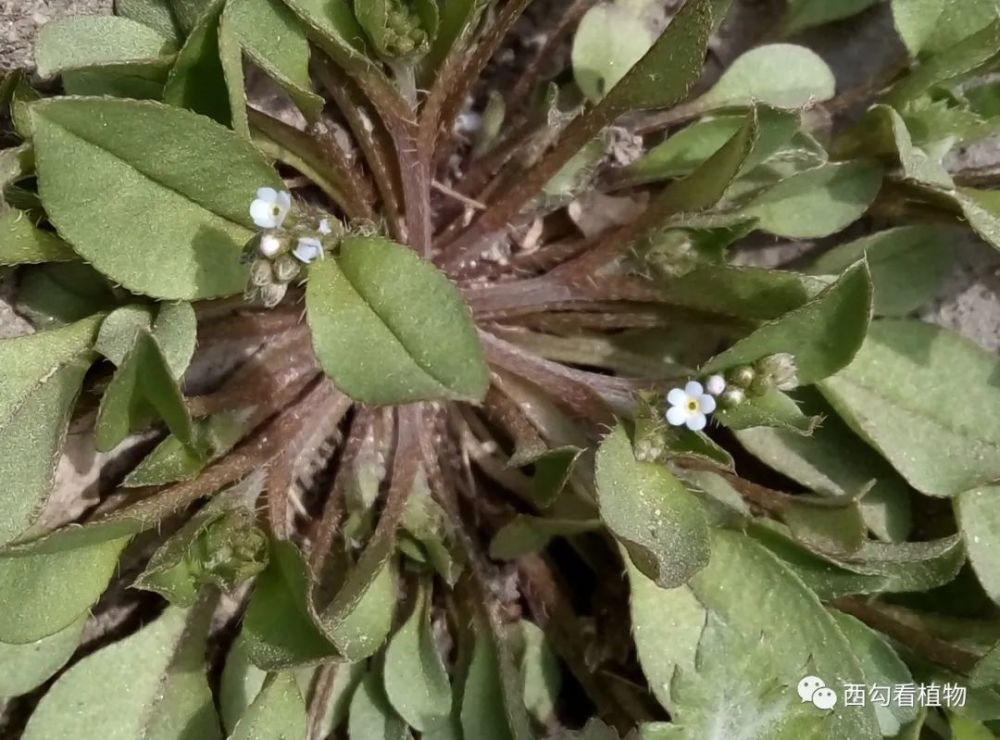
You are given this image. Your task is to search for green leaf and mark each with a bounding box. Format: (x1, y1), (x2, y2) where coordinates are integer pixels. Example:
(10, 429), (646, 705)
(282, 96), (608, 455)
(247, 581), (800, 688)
(702, 260), (873, 385)
(810, 225), (956, 316)
(0, 533), (130, 643)
(384, 582), (452, 731)
(0, 614), (85, 699)
(628, 560), (706, 712)
(599, 0), (713, 114)
(401, 475), (465, 585)
(219, 637), (267, 732)
(886, 19), (1000, 105)
(350, 667), (408, 740)
(15, 263), (117, 328)
(753, 524), (965, 599)
(956, 486), (1000, 606)
(819, 319), (1000, 496)
(511, 620), (560, 726)
(319, 556), (398, 662)
(595, 425), (710, 588)
(96, 302), (197, 378)
(116, 0), (183, 42)
(660, 264), (829, 321)
(280, 0), (372, 71)
(95, 329), (195, 451)
(35, 16), (176, 78)
(627, 108), (800, 184)
(0, 316), (100, 546)
(714, 389), (820, 434)
(949, 713), (999, 740)
(306, 236), (488, 405)
(230, 672), (308, 740)
(242, 540), (340, 669)
(698, 44), (835, 109)
(124, 409), (254, 487)
(831, 611), (918, 735)
(489, 516), (601, 560)
(163, 0), (232, 126)
(892, 0), (997, 56)
(62, 65), (169, 99)
(734, 389), (913, 542)
(781, 0), (879, 35)
(0, 209), (77, 265)
(32, 97), (282, 300)
(741, 160), (884, 238)
(647, 529), (881, 736)
(171, 0), (213, 32)
(460, 631), (517, 740)
(572, 4), (654, 103)
(22, 604), (221, 740)
(223, 0), (324, 120)
(667, 615), (819, 739)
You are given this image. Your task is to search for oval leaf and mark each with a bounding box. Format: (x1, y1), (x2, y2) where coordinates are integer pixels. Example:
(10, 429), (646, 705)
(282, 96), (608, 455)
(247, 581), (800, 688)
(306, 236), (488, 405)
(595, 425), (710, 588)
(33, 97), (282, 300)
(699, 44), (836, 109)
(819, 319), (1000, 497)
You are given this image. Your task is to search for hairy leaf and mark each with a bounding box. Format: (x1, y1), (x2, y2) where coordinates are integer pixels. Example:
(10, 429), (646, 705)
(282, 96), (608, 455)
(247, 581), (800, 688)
(230, 672), (308, 740)
(819, 320), (1000, 496)
(33, 97), (282, 299)
(35, 16), (176, 78)
(702, 260), (872, 385)
(595, 425), (710, 588)
(0, 615), (85, 699)
(306, 236), (488, 405)
(698, 44), (835, 109)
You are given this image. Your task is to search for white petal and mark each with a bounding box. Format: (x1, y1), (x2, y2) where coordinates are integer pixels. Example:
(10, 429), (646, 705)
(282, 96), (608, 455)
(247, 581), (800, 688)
(667, 388), (688, 407)
(318, 218), (332, 235)
(260, 234), (282, 256)
(699, 394), (716, 414)
(250, 200), (278, 228)
(666, 406), (688, 426)
(293, 238), (323, 263)
(276, 190), (292, 209)
(706, 374), (726, 396)
(256, 186), (278, 203)
(684, 380), (704, 397)
(686, 412), (707, 432)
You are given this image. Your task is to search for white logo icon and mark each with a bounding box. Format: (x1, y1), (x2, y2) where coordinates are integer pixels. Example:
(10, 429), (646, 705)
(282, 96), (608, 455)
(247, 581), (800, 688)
(798, 675), (838, 710)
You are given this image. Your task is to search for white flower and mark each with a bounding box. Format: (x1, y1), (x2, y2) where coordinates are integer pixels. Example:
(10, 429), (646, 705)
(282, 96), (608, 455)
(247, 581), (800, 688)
(706, 374), (726, 396)
(292, 236), (323, 264)
(250, 187), (291, 229)
(259, 233), (283, 257)
(666, 381), (717, 432)
(318, 218), (332, 235)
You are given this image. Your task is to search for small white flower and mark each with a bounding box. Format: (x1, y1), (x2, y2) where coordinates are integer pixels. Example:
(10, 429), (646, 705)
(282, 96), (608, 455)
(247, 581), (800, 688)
(259, 233), (283, 257)
(318, 218), (332, 235)
(666, 381), (717, 432)
(250, 187), (291, 229)
(292, 236), (323, 264)
(706, 374), (726, 396)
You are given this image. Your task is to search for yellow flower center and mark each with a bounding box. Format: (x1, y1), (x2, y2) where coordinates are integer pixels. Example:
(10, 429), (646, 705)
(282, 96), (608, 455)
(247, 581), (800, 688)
(687, 399), (699, 412)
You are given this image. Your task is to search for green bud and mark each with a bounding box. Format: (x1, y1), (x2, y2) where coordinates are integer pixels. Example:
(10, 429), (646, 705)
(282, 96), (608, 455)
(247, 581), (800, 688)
(728, 365), (756, 389)
(756, 353), (799, 391)
(259, 283), (287, 308)
(190, 512), (268, 592)
(249, 258), (274, 287)
(273, 254), (301, 283)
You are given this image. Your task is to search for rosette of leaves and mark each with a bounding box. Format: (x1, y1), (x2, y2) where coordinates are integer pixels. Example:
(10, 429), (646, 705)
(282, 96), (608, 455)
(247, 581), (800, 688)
(4, 0), (1000, 737)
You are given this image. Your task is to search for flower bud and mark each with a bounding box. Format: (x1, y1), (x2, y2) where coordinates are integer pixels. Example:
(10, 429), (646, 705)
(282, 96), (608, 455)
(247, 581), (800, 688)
(728, 365), (756, 389)
(258, 283), (287, 308)
(259, 232), (285, 257)
(272, 254), (301, 283)
(249, 258), (274, 287)
(720, 387), (746, 408)
(756, 353), (799, 391)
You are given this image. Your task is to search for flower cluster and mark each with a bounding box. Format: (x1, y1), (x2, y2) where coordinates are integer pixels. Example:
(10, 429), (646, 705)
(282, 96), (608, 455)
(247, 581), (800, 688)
(244, 187), (340, 307)
(665, 353), (799, 431)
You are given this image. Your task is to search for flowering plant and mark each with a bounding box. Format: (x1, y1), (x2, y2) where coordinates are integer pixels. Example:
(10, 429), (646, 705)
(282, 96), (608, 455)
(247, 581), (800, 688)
(2, 0), (1000, 737)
